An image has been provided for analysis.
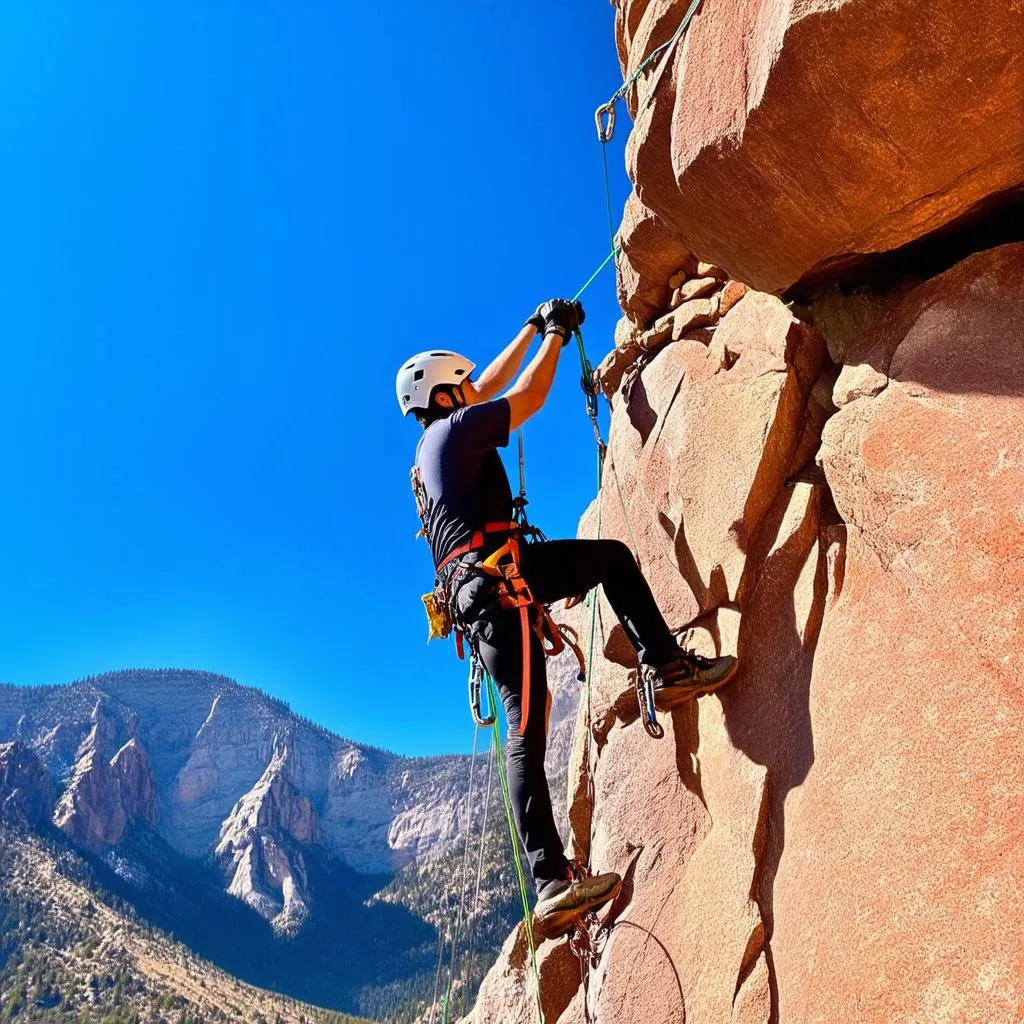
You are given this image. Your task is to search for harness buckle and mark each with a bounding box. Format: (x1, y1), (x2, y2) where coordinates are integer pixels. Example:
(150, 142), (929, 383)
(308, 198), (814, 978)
(594, 102), (616, 143)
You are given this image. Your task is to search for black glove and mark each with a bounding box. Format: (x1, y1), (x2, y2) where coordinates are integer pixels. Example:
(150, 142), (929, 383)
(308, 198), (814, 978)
(536, 298), (585, 345)
(524, 306), (547, 335)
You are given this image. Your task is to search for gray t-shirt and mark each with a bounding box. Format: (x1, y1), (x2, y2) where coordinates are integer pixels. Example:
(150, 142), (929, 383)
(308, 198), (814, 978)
(415, 399), (513, 568)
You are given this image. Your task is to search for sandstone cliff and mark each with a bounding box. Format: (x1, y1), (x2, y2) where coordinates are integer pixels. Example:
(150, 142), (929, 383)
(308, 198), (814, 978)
(52, 701), (159, 850)
(469, 1), (1024, 1021)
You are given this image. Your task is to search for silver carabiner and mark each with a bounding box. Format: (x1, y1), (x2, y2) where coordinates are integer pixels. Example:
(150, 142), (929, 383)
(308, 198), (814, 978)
(468, 655), (496, 728)
(635, 666), (664, 740)
(594, 102), (616, 143)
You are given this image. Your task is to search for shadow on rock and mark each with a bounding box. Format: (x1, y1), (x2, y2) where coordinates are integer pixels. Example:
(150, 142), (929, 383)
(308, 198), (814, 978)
(721, 484), (829, 951)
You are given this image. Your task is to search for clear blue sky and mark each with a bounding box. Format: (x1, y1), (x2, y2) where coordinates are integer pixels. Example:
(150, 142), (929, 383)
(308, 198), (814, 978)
(0, 2), (630, 755)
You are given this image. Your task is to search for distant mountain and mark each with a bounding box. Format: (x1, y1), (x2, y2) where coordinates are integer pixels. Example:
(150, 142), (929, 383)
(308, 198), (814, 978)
(0, 821), (372, 1023)
(0, 659), (581, 1020)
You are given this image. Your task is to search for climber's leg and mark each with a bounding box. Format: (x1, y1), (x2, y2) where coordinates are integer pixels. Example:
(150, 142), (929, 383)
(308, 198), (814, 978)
(522, 539), (737, 705)
(472, 605), (570, 893)
(521, 539), (678, 666)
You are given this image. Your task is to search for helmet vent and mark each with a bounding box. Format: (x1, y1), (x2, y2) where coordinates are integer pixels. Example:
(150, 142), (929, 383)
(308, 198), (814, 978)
(454, 368), (465, 376)
(413, 369), (425, 381)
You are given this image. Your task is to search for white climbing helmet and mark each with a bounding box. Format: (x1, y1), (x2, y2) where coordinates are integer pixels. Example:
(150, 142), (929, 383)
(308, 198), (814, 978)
(395, 350), (476, 416)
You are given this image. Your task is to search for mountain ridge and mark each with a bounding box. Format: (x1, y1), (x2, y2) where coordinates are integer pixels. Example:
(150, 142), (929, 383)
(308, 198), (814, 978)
(0, 656), (582, 1019)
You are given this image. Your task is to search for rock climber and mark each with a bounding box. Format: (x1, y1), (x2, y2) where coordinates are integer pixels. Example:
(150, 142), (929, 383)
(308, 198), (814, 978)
(396, 298), (737, 937)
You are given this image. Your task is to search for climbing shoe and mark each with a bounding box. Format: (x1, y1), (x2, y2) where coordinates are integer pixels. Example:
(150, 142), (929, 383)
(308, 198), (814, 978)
(650, 650), (738, 710)
(534, 871), (622, 939)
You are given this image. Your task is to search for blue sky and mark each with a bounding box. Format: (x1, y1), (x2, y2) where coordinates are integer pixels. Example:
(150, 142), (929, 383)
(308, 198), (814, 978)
(0, 2), (630, 755)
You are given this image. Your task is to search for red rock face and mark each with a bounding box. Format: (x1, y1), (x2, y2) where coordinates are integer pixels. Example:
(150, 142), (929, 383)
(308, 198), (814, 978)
(472, 247), (1024, 1022)
(468, 6), (1024, 1020)
(773, 243), (1024, 1022)
(615, 0), (1024, 297)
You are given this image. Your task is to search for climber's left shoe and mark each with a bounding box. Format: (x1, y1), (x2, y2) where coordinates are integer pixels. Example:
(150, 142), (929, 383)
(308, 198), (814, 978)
(651, 651), (738, 710)
(534, 870), (621, 939)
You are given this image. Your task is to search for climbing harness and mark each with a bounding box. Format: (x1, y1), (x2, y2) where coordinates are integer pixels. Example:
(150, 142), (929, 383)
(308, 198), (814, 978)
(413, 435), (583, 736)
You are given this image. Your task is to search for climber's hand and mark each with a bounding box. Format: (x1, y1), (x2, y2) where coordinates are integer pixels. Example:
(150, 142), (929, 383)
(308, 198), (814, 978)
(524, 305), (547, 336)
(563, 593), (586, 610)
(537, 299), (586, 346)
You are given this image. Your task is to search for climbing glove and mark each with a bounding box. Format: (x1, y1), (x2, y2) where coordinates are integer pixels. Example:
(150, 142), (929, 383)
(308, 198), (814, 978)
(524, 308), (547, 335)
(536, 298), (586, 345)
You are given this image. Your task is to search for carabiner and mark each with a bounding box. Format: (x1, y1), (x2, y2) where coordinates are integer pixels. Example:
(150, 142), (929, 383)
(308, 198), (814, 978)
(594, 102), (616, 143)
(468, 655), (496, 728)
(635, 666), (664, 740)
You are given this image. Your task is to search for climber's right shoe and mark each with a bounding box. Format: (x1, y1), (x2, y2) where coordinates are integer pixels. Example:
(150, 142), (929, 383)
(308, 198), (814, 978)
(534, 870), (622, 939)
(650, 650), (738, 710)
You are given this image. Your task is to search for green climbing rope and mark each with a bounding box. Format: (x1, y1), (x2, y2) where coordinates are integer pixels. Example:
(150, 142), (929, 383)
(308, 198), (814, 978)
(572, 246), (620, 304)
(599, 0), (704, 114)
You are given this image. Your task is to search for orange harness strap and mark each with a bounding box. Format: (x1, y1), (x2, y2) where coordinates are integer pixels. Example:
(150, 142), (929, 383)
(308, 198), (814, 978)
(481, 535), (565, 737)
(435, 521), (520, 577)
(445, 528), (572, 738)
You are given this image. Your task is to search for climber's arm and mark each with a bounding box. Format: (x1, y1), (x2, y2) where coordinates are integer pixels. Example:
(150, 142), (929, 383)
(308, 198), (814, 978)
(463, 324), (538, 404)
(504, 333), (563, 430)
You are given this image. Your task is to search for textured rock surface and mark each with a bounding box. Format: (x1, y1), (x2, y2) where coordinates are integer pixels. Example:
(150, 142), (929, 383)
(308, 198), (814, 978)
(53, 724), (159, 850)
(215, 745), (320, 933)
(475, 273), (835, 1023)
(0, 741), (53, 825)
(771, 243), (1024, 1022)
(472, 211), (1024, 1024)
(615, 0), (1024, 297)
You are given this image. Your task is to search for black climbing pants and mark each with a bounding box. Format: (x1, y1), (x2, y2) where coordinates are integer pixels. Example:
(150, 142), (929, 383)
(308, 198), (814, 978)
(452, 538), (678, 893)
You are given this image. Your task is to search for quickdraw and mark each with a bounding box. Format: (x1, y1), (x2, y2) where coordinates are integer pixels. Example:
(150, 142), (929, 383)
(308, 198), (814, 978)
(467, 654), (494, 728)
(634, 665), (664, 740)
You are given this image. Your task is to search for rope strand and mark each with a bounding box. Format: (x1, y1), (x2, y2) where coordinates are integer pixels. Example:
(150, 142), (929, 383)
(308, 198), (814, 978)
(459, 735), (497, 1018)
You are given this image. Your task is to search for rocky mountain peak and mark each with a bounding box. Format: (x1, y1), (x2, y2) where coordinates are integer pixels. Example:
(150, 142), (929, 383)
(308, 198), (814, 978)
(215, 747), (319, 933)
(111, 736), (159, 828)
(53, 725), (158, 851)
(0, 741), (53, 826)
